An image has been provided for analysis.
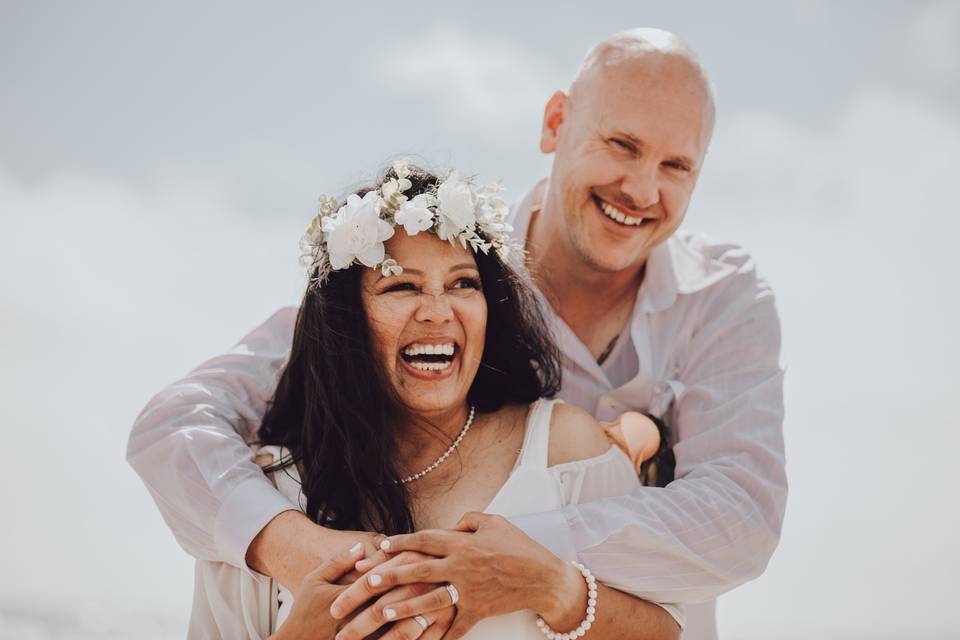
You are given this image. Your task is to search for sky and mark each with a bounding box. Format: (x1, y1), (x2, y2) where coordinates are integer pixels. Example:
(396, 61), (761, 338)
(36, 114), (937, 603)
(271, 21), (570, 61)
(2, 1), (959, 638)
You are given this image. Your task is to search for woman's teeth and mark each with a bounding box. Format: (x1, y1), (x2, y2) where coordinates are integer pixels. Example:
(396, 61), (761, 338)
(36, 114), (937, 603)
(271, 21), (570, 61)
(401, 342), (456, 371)
(402, 343), (455, 357)
(409, 360), (452, 371)
(600, 200), (648, 226)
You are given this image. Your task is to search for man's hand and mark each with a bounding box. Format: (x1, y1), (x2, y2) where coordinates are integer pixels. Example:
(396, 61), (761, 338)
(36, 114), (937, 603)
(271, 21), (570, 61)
(246, 510), (383, 596)
(329, 513), (583, 639)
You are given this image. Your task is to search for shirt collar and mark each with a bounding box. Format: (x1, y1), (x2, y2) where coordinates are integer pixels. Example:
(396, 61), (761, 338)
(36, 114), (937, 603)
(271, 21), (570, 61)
(511, 178), (737, 315)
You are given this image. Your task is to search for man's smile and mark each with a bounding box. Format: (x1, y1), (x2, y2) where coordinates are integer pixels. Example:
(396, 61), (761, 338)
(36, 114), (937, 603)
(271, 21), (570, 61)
(592, 194), (657, 228)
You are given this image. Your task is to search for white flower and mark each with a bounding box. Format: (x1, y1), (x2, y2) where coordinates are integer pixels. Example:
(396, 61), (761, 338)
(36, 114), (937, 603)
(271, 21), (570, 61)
(380, 257), (403, 277)
(393, 160), (411, 180)
(394, 193), (436, 236)
(381, 177), (413, 200)
(317, 193), (339, 216)
(322, 191), (394, 269)
(436, 172), (477, 240)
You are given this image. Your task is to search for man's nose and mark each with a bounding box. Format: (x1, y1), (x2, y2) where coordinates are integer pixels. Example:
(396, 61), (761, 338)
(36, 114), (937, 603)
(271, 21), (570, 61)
(621, 161), (660, 210)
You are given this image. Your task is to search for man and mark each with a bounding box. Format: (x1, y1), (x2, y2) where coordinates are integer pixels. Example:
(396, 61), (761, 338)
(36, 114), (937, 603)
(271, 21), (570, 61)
(128, 28), (786, 639)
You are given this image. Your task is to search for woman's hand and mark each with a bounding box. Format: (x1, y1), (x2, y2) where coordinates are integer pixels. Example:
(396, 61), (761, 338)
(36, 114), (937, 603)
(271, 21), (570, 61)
(331, 551), (456, 640)
(329, 513), (585, 639)
(269, 541), (366, 640)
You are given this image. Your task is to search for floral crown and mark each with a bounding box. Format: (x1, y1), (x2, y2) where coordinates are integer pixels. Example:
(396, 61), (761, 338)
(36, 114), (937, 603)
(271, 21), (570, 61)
(302, 161), (514, 289)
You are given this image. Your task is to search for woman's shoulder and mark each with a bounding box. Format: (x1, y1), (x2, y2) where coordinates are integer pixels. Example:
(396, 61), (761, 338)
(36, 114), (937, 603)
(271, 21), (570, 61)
(546, 401), (613, 467)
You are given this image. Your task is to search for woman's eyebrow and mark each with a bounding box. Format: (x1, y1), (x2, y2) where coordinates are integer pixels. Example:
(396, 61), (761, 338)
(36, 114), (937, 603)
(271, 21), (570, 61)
(375, 264), (477, 282)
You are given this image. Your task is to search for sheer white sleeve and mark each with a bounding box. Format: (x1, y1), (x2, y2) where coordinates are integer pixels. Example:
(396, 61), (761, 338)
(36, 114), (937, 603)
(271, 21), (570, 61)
(513, 266), (787, 605)
(126, 307), (299, 571)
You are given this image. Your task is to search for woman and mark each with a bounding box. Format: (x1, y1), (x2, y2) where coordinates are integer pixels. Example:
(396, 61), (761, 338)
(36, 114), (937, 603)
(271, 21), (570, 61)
(189, 162), (680, 639)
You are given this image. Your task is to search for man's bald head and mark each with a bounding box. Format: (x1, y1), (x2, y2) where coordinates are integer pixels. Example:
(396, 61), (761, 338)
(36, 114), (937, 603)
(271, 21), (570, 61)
(535, 28), (717, 274)
(570, 28), (716, 134)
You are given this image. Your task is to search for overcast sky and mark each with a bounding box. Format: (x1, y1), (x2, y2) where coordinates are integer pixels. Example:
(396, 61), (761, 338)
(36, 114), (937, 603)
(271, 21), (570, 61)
(2, 1), (959, 638)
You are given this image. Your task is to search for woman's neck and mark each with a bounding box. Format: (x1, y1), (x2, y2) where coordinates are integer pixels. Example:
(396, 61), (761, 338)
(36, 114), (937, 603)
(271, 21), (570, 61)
(393, 403), (473, 476)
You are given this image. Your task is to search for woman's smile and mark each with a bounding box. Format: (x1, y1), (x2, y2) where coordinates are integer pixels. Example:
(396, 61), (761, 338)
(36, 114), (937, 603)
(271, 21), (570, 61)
(398, 339), (461, 380)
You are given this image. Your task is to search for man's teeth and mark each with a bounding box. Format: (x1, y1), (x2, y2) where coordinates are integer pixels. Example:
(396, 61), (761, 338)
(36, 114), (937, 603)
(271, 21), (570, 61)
(600, 201), (647, 226)
(402, 343), (456, 357)
(409, 360), (452, 371)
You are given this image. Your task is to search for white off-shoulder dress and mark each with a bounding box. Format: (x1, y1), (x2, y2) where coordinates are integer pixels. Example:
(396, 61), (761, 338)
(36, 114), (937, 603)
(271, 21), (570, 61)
(188, 398), (682, 638)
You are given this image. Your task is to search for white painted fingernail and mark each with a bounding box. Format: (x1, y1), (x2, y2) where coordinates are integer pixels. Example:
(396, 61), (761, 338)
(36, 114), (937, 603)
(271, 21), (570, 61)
(380, 539), (391, 551)
(349, 542), (363, 555)
(369, 574), (382, 586)
(384, 607), (397, 620)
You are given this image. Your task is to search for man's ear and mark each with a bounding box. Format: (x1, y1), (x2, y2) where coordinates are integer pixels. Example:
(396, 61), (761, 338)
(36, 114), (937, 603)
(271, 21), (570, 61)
(539, 90), (568, 154)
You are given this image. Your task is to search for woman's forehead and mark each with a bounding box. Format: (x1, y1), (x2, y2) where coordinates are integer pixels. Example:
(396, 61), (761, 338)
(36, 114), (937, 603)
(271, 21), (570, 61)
(385, 232), (478, 273)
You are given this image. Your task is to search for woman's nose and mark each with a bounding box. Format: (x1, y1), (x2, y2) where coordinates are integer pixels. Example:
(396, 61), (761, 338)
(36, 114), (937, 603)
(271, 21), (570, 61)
(414, 290), (455, 322)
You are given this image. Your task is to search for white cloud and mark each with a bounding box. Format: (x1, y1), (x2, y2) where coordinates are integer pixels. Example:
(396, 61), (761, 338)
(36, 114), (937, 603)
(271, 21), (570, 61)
(909, 1), (960, 80)
(0, 168), (306, 630)
(379, 25), (559, 134)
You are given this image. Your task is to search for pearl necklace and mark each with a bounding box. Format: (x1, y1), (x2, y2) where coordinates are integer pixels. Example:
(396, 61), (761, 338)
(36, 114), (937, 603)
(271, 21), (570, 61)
(396, 406), (476, 484)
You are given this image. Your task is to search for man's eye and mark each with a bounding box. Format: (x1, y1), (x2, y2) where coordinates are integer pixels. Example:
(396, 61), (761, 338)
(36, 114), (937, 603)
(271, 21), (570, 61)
(664, 161), (690, 172)
(610, 138), (634, 152)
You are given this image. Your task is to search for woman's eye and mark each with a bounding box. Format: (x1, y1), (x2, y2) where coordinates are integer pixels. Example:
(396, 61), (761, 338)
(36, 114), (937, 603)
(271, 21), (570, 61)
(384, 282), (417, 293)
(452, 277), (481, 290)
(610, 138), (634, 152)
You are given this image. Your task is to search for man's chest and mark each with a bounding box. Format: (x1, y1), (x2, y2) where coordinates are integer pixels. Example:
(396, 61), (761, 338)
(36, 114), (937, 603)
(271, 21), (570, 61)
(555, 308), (695, 424)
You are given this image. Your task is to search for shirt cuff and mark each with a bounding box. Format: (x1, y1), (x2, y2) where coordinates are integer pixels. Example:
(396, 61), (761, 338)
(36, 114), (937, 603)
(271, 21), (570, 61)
(213, 474), (299, 582)
(508, 509), (578, 561)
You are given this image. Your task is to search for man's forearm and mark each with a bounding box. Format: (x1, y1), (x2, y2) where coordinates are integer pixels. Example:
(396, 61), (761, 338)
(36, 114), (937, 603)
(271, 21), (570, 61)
(247, 510), (382, 594)
(246, 510), (316, 579)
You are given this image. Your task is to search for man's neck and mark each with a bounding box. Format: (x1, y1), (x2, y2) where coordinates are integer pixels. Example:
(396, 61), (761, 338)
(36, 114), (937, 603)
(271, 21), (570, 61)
(526, 201), (646, 359)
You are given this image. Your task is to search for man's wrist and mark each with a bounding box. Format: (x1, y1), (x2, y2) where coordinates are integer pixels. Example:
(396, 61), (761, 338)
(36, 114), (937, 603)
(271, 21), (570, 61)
(246, 509), (305, 575)
(533, 558), (588, 631)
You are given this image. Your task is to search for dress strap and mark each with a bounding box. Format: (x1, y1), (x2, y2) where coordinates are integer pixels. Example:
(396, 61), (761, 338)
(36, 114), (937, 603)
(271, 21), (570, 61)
(516, 398), (560, 469)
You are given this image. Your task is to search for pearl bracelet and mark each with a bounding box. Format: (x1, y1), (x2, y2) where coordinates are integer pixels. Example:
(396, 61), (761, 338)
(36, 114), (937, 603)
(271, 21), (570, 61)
(535, 561), (597, 639)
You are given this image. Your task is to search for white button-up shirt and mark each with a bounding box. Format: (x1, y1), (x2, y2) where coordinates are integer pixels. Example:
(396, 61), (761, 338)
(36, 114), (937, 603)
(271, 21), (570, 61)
(127, 179), (786, 640)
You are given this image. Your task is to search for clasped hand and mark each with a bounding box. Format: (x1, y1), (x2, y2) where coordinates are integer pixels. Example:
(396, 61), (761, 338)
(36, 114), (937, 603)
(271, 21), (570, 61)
(330, 512), (575, 640)
(273, 542), (455, 640)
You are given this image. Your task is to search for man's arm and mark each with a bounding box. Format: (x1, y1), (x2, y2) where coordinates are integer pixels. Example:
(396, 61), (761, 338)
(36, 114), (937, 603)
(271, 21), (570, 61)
(510, 265), (787, 604)
(126, 307), (300, 571)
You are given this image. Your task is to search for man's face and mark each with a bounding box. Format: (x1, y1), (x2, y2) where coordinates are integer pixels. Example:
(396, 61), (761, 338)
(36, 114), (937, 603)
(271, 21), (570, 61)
(543, 58), (713, 273)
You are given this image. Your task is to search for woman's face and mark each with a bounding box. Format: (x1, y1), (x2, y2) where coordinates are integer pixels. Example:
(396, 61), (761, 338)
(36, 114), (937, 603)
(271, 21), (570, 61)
(361, 231), (487, 417)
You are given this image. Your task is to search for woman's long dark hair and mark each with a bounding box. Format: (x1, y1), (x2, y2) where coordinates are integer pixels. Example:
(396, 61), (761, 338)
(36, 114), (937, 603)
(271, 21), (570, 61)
(257, 165), (561, 535)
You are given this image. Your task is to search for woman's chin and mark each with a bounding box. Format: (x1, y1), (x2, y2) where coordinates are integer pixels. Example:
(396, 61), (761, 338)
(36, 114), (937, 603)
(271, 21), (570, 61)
(394, 357), (472, 414)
